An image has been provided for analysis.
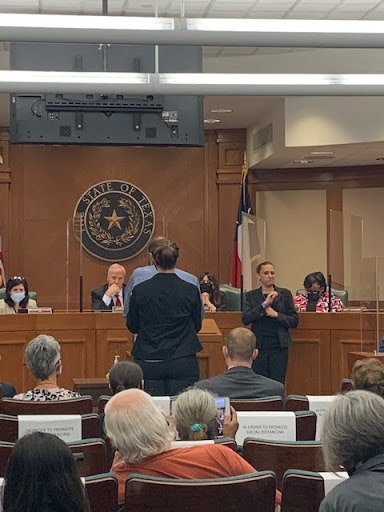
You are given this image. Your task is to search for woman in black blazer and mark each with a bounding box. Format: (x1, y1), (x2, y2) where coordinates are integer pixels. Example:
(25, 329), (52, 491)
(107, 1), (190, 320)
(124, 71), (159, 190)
(242, 261), (298, 384)
(126, 241), (203, 396)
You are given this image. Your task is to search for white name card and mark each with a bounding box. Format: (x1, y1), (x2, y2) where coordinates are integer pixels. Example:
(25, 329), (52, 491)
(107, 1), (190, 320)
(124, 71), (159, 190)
(236, 411), (296, 446)
(171, 440), (214, 449)
(319, 472), (349, 495)
(152, 396), (171, 416)
(18, 415), (82, 443)
(306, 395), (336, 440)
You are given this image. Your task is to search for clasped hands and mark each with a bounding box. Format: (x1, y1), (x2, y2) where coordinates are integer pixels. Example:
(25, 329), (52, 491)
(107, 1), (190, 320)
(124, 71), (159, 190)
(263, 291), (279, 318)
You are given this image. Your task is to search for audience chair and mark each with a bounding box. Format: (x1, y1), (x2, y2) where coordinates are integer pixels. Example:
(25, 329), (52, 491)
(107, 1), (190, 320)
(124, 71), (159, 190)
(97, 395), (111, 414)
(84, 472), (118, 512)
(0, 413), (101, 443)
(231, 396), (283, 412)
(281, 469), (325, 512)
(125, 471), (277, 512)
(68, 438), (107, 477)
(242, 439), (325, 490)
(295, 410), (316, 440)
(285, 395), (309, 412)
(0, 396), (94, 415)
(0, 441), (13, 477)
(340, 378), (354, 393)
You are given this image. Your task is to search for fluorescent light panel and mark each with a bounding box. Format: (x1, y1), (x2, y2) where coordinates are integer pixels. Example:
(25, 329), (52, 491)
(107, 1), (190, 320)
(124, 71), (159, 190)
(1, 13), (384, 47)
(3, 71), (384, 95)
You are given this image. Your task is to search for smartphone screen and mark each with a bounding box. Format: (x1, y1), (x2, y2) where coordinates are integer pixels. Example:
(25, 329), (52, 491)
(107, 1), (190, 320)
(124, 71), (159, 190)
(215, 397), (230, 436)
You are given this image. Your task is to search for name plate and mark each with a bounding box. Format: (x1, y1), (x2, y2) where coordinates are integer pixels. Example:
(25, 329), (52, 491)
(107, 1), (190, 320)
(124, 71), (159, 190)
(319, 472), (348, 495)
(236, 411), (296, 446)
(27, 307), (53, 314)
(306, 395), (336, 440)
(112, 306), (123, 313)
(152, 396), (171, 416)
(18, 414), (82, 442)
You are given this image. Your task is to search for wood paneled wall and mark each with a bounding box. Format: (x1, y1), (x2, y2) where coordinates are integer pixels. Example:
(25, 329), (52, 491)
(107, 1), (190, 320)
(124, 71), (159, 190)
(3, 125), (384, 310)
(0, 129), (247, 310)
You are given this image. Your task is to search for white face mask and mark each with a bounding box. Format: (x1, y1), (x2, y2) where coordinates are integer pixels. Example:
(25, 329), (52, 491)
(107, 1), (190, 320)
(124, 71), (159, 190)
(11, 292), (25, 303)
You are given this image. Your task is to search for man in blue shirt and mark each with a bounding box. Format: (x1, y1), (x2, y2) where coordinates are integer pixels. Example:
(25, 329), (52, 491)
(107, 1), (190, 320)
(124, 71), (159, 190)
(123, 237), (201, 317)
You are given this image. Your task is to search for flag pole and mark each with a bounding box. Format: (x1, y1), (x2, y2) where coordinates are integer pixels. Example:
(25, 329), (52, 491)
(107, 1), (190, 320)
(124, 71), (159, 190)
(240, 151), (248, 310)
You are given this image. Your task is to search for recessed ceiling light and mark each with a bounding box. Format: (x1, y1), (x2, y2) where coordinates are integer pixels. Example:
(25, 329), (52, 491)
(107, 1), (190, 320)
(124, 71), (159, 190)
(204, 119), (221, 124)
(309, 151), (334, 156)
(209, 108), (233, 113)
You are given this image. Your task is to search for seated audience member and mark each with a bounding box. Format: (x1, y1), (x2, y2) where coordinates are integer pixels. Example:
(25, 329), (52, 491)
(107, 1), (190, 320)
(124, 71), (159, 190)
(172, 387), (238, 440)
(104, 388), (268, 507)
(2, 431), (89, 512)
(351, 358), (384, 398)
(108, 360), (144, 395)
(123, 236), (201, 317)
(199, 272), (227, 312)
(320, 390), (384, 512)
(13, 334), (80, 400)
(0, 276), (37, 314)
(194, 327), (284, 399)
(294, 271), (344, 313)
(0, 380), (16, 398)
(91, 263), (126, 311)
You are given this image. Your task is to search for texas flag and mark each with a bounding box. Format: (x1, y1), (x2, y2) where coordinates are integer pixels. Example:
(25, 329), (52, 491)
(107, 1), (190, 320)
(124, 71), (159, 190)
(229, 156), (253, 289)
(0, 236), (5, 288)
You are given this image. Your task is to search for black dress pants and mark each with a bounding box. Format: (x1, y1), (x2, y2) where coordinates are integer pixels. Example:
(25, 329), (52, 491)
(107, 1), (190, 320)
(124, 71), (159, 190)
(135, 354), (200, 396)
(252, 346), (289, 384)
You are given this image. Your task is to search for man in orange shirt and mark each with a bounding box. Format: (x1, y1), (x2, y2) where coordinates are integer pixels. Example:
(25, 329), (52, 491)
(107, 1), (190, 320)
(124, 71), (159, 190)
(104, 388), (281, 507)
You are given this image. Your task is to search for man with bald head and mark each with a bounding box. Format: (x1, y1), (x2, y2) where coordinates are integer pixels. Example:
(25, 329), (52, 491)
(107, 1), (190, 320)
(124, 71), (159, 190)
(195, 327), (284, 399)
(91, 263), (126, 311)
(104, 388), (258, 506)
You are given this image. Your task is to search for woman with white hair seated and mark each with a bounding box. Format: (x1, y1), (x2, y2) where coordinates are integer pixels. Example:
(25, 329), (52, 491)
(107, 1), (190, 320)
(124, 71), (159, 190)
(14, 334), (80, 401)
(172, 387), (238, 441)
(320, 390), (384, 512)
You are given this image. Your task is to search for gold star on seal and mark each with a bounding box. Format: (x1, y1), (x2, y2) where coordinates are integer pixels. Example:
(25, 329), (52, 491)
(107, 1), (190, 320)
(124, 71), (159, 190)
(104, 210), (125, 230)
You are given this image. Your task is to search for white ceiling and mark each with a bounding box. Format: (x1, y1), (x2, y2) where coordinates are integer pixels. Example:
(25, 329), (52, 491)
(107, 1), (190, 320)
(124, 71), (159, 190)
(2, 0), (384, 169)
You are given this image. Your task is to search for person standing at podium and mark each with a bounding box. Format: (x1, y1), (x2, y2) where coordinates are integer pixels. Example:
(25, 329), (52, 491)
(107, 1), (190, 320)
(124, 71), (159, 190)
(242, 261), (298, 384)
(91, 263), (126, 311)
(126, 241), (202, 396)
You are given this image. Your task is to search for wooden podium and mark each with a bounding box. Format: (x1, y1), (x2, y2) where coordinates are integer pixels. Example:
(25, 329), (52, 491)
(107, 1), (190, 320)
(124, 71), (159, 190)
(348, 351), (384, 375)
(0, 314), (224, 394)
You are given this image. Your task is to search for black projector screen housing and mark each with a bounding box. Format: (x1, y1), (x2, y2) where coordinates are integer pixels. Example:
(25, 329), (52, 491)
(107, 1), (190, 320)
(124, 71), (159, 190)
(9, 43), (203, 147)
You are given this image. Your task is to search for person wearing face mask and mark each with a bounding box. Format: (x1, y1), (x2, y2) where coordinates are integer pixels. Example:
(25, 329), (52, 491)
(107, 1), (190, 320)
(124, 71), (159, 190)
(199, 272), (227, 312)
(13, 334), (80, 401)
(294, 272), (344, 313)
(242, 261), (298, 384)
(0, 276), (37, 314)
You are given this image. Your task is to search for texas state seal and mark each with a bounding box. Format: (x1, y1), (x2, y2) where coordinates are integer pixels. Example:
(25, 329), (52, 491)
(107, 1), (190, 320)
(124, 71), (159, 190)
(73, 180), (155, 261)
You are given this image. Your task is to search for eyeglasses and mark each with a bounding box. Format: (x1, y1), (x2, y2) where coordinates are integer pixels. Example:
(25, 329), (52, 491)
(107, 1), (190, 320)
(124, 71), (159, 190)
(10, 276), (25, 281)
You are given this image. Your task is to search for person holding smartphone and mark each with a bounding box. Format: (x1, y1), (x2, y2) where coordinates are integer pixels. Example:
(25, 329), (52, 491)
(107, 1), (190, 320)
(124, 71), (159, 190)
(242, 261), (298, 384)
(172, 388), (237, 441)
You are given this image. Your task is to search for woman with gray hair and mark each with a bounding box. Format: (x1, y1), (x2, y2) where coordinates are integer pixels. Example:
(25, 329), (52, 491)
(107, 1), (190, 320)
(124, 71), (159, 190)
(14, 334), (80, 401)
(172, 388), (238, 441)
(320, 390), (384, 512)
